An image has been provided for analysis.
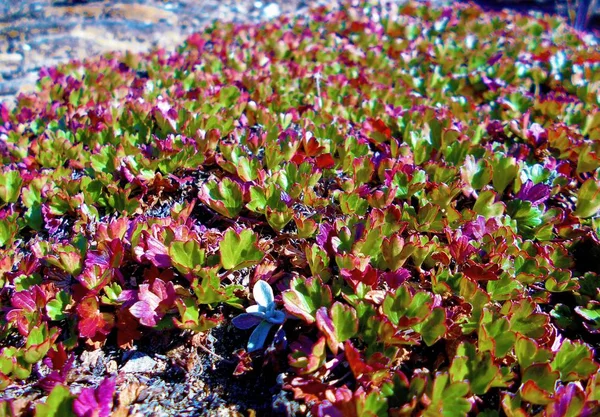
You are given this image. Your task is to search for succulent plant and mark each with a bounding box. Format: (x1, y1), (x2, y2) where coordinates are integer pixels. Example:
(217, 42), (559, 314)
(232, 280), (286, 352)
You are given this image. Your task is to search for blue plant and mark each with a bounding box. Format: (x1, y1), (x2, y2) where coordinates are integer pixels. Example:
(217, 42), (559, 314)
(232, 280), (286, 352)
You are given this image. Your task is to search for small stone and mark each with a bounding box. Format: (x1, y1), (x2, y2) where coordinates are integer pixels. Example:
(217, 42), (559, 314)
(120, 352), (159, 374)
(262, 3), (281, 20)
(0, 53), (23, 63)
(106, 360), (118, 374)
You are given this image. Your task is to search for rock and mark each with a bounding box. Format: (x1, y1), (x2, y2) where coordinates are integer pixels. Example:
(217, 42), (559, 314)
(120, 351), (160, 374)
(0, 53), (23, 63)
(262, 2), (281, 19)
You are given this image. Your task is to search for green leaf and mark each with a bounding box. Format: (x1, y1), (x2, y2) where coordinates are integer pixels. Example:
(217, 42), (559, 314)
(423, 372), (471, 417)
(193, 269), (227, 304)
(236, 156), (261, 182)
(266, 207), (293, 231)
(545, 270), (578, 292)
(0, 218), (18, 248)
(200, 177), (244, 218)
(515, 337), (552, 370)
(449, 342), (504, 395)
(382, 234), (414, 271)
(382, 286), (432, 328)
(506, 200), (542, 235)
(35, 384), (75, 417)
(219, 228), (264, 271)
(574, 178), (600, 218)
(505, 299), (548, 338)
(478, 308), (515, 358)
(462, 155), (492, 190)
(283, 276), (332, 324)
(169, 240), (206, 275)
(551, 339), (599, 382)
(339, 192), (369, 216)
(47, 291), (71, 321)
(474, 190), (505, 219)
(174, 297), (222, 332)
(0, 170), (23, 204)
(491, 155), (518, 194)
(316, 302), (358, 354)
(520, 364), (558, 405)
(414, 307), (446, 346)
(357, 391), (388, 417)
(219, 85), (241, 107)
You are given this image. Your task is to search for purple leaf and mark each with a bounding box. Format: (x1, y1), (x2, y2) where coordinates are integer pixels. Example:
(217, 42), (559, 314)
(316, 223), (334, 255)
(381, 269), (411, 288)
(73, 377), (115, 417)
(316, 401), (345, 417)
(37, 371), (66, 393)
(516, 180), (550, 205)
(232, 313), (264, 330)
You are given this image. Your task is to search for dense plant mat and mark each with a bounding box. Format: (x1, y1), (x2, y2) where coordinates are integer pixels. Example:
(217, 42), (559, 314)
(1, 0), (600, 415)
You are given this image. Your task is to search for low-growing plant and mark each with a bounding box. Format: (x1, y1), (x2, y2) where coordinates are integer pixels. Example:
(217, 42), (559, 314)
(0, 0), (599, 415)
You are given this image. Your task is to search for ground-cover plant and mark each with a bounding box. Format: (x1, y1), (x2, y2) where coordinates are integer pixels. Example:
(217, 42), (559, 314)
(0, 0), (600, 415)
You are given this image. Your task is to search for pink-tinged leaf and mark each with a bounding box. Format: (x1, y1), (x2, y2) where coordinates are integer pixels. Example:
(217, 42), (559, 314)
(289, 336), (327, 375)
(10, 286), (46, 311)
(6, 286), (47, 336)
(546, 383), (586, 417)
(316, 307), (338, 353)
(285, 376), (331, 403)
(129, 300), (160, 327)
(381, 269), (410, 288)
(144, 235), (171, 268)
(37, 370), (66, 393)
(463, 262), (500, 281)
(315, 387), (358, 417)
(73, 377), (115, 417)
(129, 279), (177, 327)
(449, 235), (476, 264)
(462, 216), (499, 240)
(315, 223), (334, 255)
(77, 261), (112, 292)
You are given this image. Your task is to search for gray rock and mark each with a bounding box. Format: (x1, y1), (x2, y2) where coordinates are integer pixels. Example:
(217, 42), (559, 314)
(121, 351), (159, 374)
(262, 3), (281, 19)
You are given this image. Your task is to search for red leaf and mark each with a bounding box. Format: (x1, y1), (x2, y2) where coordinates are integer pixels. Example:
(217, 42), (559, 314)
(315, 153), (335, 169)
(285, 377), (331, 403)
(449, 235), (476, 264)
(76, 296), (114, 339)
(340, 264), (378, 290)
(463, 262), (500, 281)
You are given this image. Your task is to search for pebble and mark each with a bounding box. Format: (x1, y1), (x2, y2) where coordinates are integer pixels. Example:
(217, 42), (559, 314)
(262, 3), (281, 19)
(0, 53), (23, 63)
(121, 352), (160, 373)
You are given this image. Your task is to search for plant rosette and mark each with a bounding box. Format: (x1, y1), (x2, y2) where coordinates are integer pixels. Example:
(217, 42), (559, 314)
(232, 280), (286, 352)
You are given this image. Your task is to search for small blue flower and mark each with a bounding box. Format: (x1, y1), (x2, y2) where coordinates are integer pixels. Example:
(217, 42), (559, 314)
(232, 280), (285, 352)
